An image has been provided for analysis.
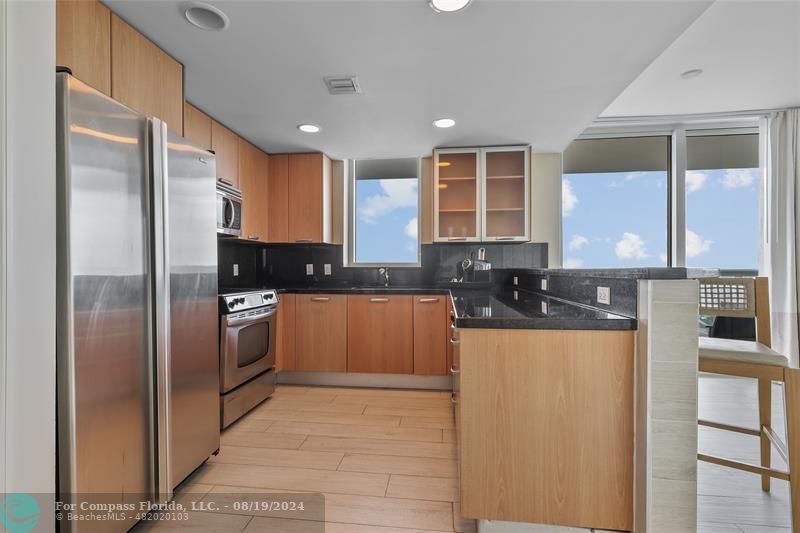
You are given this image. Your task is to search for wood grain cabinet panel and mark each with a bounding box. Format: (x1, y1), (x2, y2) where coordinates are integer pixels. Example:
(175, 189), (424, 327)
(110, 14), (183, 133)
(288, 153), (332, 243)
(347, 295), (413, 374)
(211, 120), (239, 188)
(56, 0), (111, 95)
(276, 294), (296, 371)
(267, 154), (290, 242)
(413, 295), (448, 376)
(183, 102), (212, 151)
(238, 139), (269, 242)
(458, 329), (634, 530)
(295, 295), (347, 372)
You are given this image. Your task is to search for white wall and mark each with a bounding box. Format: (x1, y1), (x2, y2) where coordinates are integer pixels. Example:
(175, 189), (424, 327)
(531, 153), (563, 268)
(1, 0), (56, 507)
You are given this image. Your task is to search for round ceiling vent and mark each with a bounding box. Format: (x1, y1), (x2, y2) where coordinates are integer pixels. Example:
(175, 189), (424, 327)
(183, 3), (229, 31)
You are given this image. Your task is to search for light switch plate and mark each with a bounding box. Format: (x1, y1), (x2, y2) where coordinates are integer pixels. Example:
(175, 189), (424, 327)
(306, 264), (314, 276)
(540, 278), (548, 291)
(324, 264), (332, 276)
(513, 290), (519, 301)
(597, 286), (611, 305)
(541, 301), (548, 314)
(233, 264), (239, 277)
(513, 276), (519, 286)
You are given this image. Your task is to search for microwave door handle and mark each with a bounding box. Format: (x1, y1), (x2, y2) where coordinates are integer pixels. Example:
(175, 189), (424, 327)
(223, 197), (235, 228)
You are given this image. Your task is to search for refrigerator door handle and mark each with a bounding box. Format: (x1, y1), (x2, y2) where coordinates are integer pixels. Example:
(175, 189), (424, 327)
(150, 118), (173, 504)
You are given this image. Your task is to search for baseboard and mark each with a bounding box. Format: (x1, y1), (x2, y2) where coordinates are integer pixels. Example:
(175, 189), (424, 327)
(276, 371), (453, 391)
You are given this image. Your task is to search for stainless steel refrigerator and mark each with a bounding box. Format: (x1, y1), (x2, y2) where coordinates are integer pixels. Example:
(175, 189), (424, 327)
(56, 71), (220, 532)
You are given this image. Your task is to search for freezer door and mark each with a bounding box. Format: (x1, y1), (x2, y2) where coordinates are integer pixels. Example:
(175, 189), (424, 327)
(56, 73), (154, 533)
(162, 126), (221, 488)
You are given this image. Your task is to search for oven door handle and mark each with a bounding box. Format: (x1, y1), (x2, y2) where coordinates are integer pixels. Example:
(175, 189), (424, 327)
(225, 306), (278, 327)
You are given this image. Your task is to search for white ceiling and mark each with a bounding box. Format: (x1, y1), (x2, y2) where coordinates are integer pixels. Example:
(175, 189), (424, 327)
(105, 0), (711, 158)
(603, 0), (800, 118)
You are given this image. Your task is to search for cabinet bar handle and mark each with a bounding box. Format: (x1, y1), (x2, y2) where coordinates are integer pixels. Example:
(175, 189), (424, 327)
(295, 239), (313, 243)
(495, 236), (515, 241)
(448, 237), (467, 241)
(310, 297), (330, 302)
(369, 297), (389, 303)
(419, 298), (440, 303)
(248, 235), (259, 240)
(450, 365), (460, 374)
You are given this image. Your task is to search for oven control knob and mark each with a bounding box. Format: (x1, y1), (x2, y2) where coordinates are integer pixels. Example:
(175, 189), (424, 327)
(228, 300), (236, 309)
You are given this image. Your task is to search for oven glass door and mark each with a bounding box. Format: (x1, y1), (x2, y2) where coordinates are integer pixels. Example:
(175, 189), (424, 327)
(221, 306), (277, 393)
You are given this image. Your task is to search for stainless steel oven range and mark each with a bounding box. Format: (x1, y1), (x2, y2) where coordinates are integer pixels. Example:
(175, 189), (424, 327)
(219, 288), (278, 428)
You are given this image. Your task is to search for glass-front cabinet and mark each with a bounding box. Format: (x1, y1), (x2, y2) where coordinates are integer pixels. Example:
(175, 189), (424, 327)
(434, 146), (530, 242)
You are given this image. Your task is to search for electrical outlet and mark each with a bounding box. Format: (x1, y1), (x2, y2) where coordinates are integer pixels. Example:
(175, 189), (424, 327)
(513, 276), (519, 286)
(541, 301), (548, 314)
(597, 286), (611, 305)
(233, 264), (239, 277)
(306, 264), (314, 276)
(324, 264), (332, 276)
(540, 278), (548, 291)
(513, 290), (519, 301)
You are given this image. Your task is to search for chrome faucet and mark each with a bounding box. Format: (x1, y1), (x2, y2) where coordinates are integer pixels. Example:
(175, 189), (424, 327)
(378, 267), (390, 287)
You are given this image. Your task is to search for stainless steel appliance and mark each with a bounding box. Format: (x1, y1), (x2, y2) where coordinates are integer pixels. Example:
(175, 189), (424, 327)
(56, 72), (219, 531)
(219, 289), (278, 428)
(216, 180), (242, 237)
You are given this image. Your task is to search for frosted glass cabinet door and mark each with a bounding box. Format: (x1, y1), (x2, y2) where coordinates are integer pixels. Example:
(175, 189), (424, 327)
(482, 147), (529, 241)
(434, 149), (481, 242)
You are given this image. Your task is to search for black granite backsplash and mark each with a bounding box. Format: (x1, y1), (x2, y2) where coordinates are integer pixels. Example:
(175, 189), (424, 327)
(218, 240), (548, 290)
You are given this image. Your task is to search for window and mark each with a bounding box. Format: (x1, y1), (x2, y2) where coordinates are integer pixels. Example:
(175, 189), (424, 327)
(562, 136), (670, 268)
(685, 134), (759, 271)
(347, 158), (420, 266)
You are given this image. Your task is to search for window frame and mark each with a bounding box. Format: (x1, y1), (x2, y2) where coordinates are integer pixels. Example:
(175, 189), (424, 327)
(344, 158), (422, 268)
(568, 117), (762, 268)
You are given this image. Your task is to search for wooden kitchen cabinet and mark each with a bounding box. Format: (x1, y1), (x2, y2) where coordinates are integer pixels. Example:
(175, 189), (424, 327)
(238, 139), (269, 242)
(111, 14), (183, 133)
(347, 295), (413, 374)
(183, 102), (212, 151)
(211, 120), (239, 188)
(287, 153), (332, 243)
(295, 295), (347, 372)
(56, 0), (111, 95)
(412, 295), (448, 375)
(458, 328), (634, 530)
(267, 154), (290, 242)
(275, 294), (296, 371)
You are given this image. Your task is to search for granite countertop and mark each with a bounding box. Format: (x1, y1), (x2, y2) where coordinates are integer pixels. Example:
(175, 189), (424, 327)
(275, 286), (637, 331)
(524, 267), (720, 280)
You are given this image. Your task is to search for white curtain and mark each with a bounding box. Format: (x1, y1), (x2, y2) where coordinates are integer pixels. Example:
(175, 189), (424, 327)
(760, 109), (800, 367)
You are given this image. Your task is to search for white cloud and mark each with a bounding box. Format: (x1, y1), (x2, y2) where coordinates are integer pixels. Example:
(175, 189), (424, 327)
(404, 217), (418, 240)
(615, 232), (649, 260)
(722, 168), (756, 189)
(568, 235), (589, 251)
(357, 179), (418, 224)
(686, 171), (708, 193)
(563, 258), (584, 269)
(562, 179), (577, 216)
(686, 228), (712, 258)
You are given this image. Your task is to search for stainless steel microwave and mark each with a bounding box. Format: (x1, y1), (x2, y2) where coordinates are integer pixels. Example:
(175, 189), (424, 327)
(216, 180), (242, 237)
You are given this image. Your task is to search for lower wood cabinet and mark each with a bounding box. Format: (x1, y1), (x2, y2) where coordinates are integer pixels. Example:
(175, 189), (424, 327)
(275, 293), (296, 371)
(295, 294), (347, 372)
(458, 328), (634, 530)
(412, 295), (448, 375)
(347, 295), (413, 374)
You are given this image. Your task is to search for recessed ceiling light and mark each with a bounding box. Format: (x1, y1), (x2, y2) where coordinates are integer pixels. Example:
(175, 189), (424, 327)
(681, 68), (703, 80)
(297, 124), (321, 134)
(183, 2), (229, 31)
(429, 0), (472, 13)
(433, 118), (456, 129)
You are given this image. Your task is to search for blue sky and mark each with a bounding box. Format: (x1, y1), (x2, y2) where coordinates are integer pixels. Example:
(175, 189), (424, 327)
(355, 178), (418, 264)
(562, 168), (759, 270)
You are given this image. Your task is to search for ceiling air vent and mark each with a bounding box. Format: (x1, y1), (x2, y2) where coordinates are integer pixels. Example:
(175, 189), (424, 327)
(324, 76), (361, 95)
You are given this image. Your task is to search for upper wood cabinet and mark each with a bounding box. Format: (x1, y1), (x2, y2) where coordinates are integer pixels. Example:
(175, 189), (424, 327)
(56, 0), (111, 95)
(287, 153), (332, 243)
(347, 295), (413, 374)
(276, 294), (296, 372)
(183, 102), (212, 151)
(295, 295), (347, 372)
(211, 120), (239, 188)
(110, 14), (183, 133)
(238, 139), (269, 242)
(267, 155), (290, 242)
(434, 146), (530, 242)
(412, 295), (448, 376)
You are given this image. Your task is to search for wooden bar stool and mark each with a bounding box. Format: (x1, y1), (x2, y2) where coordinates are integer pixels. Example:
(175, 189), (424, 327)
(697, 277), (800, 532)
